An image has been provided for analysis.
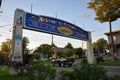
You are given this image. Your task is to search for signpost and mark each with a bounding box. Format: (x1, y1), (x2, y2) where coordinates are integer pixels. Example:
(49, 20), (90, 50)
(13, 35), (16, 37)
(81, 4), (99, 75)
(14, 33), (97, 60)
(10, 9), (24, 75)
(10, 8), (95, 75)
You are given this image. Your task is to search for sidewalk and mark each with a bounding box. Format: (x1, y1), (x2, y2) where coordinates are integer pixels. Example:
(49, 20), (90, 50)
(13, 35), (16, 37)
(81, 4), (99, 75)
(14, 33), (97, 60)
(103, 66), (120, 76)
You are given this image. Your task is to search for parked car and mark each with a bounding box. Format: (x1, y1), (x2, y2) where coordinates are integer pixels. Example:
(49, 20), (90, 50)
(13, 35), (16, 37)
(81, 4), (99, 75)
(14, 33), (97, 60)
(51, 56), (74, 67)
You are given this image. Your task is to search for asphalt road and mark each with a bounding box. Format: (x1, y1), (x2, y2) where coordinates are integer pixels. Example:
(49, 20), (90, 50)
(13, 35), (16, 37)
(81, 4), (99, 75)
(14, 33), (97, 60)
(103, 66), (120, 76)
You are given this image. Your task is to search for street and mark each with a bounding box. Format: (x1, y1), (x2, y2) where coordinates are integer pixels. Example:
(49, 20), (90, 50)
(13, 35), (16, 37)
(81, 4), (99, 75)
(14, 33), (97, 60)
(103, 66), (120, 76)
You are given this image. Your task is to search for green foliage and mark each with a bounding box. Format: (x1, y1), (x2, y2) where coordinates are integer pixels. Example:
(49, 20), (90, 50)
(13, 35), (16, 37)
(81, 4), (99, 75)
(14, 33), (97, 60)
(56, 49), (74, 58)
(65, 42), (73, 49)
(22, 37), (29, 54)
(34, 44), (54, 59)
(92, 42), (99, 55)
(60, 64), (108, 80)
(96, 38), (108, 53)
(56, 51), (65, 57)
(88, 0), (120, 60)
(0, 66), (29, 80)
(65, 49), (74, 57)
(74, 47), (83, 58)
(88, 0), (120, 23)
(92, 38), (108, 55)
(33, 53), (40, 61)
(0, 38), (12, 52)
(0, 53), (9, 65)
(98, 59), (120, 66)
(0, 63), (120, 80)
(80, 58), (88, 64)
(73, 64), (108, 80)
(27, 61), (56, 80)
(60, 70), (76, 80)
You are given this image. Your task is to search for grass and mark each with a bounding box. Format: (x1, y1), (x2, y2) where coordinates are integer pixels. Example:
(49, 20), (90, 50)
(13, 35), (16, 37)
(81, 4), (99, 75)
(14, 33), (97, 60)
(98, 59), (120, 66)
(0, 66), (29, 80)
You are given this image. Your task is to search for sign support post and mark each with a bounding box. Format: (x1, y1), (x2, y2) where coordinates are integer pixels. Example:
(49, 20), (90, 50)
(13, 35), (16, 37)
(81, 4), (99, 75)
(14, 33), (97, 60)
(87, 32), (95, 64)
(9, 9), (24, 75)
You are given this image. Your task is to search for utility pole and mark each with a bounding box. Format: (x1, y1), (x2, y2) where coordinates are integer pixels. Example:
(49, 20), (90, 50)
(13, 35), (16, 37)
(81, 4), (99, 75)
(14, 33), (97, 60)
(51, 34), (53, 45)
(55, 13), (57, 18)
(82, 24), (85, 57)
(74, 20), (76, 24)
(31, 4), (33, 13)
(51, 13), (57, 46)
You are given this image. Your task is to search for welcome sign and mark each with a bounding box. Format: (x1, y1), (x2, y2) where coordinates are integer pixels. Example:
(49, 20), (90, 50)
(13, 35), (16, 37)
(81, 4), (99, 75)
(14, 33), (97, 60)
(24, 12), (89, 41)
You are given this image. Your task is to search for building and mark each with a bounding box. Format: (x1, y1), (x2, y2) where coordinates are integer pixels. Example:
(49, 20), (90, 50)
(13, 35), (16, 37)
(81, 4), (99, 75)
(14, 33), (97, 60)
(104, 30), (120, 58)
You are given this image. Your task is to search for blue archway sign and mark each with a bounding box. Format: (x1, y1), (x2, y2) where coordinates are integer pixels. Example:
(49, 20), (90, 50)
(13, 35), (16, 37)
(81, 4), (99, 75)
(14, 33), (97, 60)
(10, 9), (94, 75)
(24, 12), (89, 41)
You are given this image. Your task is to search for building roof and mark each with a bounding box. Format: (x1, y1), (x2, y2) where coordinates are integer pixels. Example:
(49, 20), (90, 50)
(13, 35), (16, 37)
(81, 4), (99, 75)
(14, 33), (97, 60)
(104, 30), (120, 35)
(53, 47), (69, 52)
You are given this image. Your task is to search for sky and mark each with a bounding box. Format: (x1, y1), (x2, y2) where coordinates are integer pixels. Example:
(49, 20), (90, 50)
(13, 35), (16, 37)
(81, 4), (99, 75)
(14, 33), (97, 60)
(0, 0), (120, 49)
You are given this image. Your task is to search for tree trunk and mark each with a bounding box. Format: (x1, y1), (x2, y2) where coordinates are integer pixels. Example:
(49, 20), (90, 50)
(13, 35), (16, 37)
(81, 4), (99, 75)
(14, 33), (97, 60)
(109, 21), (116, 61)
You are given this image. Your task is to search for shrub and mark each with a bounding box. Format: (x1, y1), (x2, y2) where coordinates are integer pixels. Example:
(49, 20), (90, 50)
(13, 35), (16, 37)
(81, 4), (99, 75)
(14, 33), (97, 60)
(96, 56), (104, 63)
(60, 70), (76, 80)
(27, 61), (56, 80)
(80, 58), (88, 64)
(60, 63), (108, 80)
(0, 53), (9, 65)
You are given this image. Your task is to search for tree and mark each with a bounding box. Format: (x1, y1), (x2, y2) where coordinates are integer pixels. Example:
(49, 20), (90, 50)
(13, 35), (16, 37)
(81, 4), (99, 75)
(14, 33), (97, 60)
(22, 37), (29, 54)
(96, 38), (108, 54)
(35, 44), (54, 59)
(88, 0), (120, 60)
(56, 51), (65, 57)
(92, 42), (98, 55)
(93, 38), (108, 56)
(65, 49), (74, 57)
(0, 53), (9, 65)
(0, 37), (29, 54)
(0, 38), (12, 53)
(0, 38), (11, 65)
(74, 47), (83, 58)
(65, 42), (73, 49)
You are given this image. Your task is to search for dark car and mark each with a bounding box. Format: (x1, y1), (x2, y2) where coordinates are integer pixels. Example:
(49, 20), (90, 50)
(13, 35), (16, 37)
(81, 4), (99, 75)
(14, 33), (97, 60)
(51, 56), (74, 67)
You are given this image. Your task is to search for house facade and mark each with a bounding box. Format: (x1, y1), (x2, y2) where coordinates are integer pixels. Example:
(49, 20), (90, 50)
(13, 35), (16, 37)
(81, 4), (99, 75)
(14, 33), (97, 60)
(104, 30), (120, 58)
